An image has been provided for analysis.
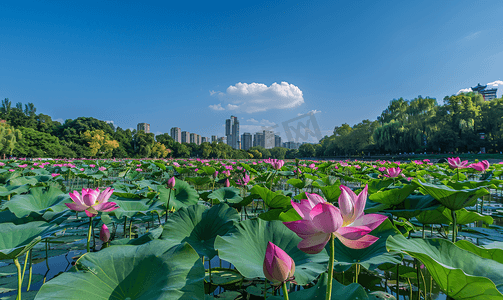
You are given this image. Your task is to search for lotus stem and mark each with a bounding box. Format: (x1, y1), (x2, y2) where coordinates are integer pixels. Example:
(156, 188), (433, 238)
(282, 281), (289, 300)
(45, 239), (49, 269)
(129, 218), (133, 240)
(416, 258), (421, 298)
(21, 251), (29, 283)
(422, 225), (425, 239)
(264, 279), (267, 299)
(123, 217), (127, 238)
(87, 217), (93, 252)
(14, 257), (22, 300)
(208, 257), (212, 289)
(355, 263), (359, 284)
(166, 188), (172, 222)
(326, 233), (335, 300)
(27, 250), (32, 291)
(451, 210), (457, 243)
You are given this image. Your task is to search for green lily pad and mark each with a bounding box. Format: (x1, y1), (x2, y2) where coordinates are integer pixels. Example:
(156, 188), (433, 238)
(34, 241), (205, 300)
(249, 185), (291, 209)
(455, 240), (503, 264)
(2, 187), (67, 218)
(414, 180), (489, 211)
(205, 267), (243, 286)
(369, 184), (417, 206)
(0, 185), (30, 197)
(111, 225), (164, 246)
(383, 194), (440, 219)
(214, 218), (328, 285)
(0, 222), (62, 260)
(443, 208), (494, 225)
(207, 187), (243, 205)
(110, 198), (161, 219)
(157, 180), (199, 212)
(415, 206), (452, 225)
(0, 274), (43, 293)
(161, 203), (239, 260)
(387, 235), (503, 299)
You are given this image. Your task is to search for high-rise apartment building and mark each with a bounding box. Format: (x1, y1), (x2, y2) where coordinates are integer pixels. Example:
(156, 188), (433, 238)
(170, 127), (182, 143)
(190, 133), (196, 144)
(201, 137), (207, 143)
(181, 131), (190, 143)
(211, 135), (217, 142)
(241, 133), (252, 150)
(283, 141), (301, 149)
(196, 134), (201, 145)
(137, 123), (150, 133)
(225, 116), (240, 149)
(253, 132), (263, 147)
(263, 130), (275, 149)
(274, 135), (282, 148)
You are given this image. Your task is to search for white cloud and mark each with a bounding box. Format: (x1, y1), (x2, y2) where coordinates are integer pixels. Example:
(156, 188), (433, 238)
(297, 109), (321, 116)
(487, 80), (503, 87)
(54, 118), (64, 123)
(227, 104), (239, 110)
(210, 81), (304, 113)
(209, 103), (225, 111)
(260, 119), (276, 126)
(462, 31), (481, 41)
(457, 88), (472, 95)
(209, 90), (218, 96)
(240, 125), (279, 134)
(247, 118), (259, 123)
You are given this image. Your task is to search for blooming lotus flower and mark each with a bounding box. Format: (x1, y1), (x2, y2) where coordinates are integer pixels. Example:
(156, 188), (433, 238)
(283, 186), (387, 254)
(66, 187), (118, 217)
(237, 173), (250, 186)
(98, 167), (106, 171)
(263, 242), (295, 285)
(448, 157), (469, 169)
(385, 167), (402, 178)
(89, 164), (96, 168)
(51, 173), (60, 177)
(469, 160), (490, 172)
(100, 224), (110, 243)
(268, 159), (284, 170)
(167, 176), (176, 189)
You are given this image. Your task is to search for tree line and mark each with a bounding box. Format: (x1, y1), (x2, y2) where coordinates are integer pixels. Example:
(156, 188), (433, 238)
(1, 91), (501, 159)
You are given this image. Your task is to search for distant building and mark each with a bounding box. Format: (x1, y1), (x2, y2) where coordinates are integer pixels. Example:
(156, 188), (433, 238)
(137, 123), (150, 133)
(472, 83), (498, 101)
(225, 116), (240, 149)
(283, 141), (301, 149)
(190, 133), (196, 144)
(263, 130), (275, 149)
(196, 134), (201, 145)
(211, 135), (217, 142)
(170, 127), (182, 143)
(181, 131), (190, 143)
(201, 137), (207, 143)
(219, 136), (226, 144)
(241, 133), (252, 150)
(253, 132), (263, 147)
(274, 135), (282, 148)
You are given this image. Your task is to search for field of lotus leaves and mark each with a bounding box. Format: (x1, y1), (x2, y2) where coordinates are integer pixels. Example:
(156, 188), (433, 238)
(1, 157), (503, 300)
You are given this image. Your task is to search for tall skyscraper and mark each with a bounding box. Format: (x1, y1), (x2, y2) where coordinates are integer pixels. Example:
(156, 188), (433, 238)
(253, 132), (264, 147)
(137, 123), (150, 133)
(225, 116), (240, 149)
(170, 127), (182, 143)
(181, 131), (190, 143)
(241, 132), (252, 150)
(274, 134), (282, 148)
(190, 133), (196, 144)
(196, 134), (201, 145)
(263, 130), (275, 149)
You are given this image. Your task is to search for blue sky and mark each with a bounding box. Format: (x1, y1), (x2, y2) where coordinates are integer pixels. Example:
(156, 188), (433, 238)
(1, 1), (503, 142)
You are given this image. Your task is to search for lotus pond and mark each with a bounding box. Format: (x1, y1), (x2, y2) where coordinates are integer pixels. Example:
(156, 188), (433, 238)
(1, 157), (503, 300)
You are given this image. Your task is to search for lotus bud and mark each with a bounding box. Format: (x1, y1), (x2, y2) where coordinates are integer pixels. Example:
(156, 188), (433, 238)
(263, 242), (295, 285)
(213, 171), (219, 179)
(100, 224), (110, 243)
(167, 177), (176, 189)
(225, 178), (230, 187)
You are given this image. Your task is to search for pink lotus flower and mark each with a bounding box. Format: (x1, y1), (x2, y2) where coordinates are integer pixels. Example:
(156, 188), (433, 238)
(269, 159), (284, 170)
(51, 173), (60, 177)
(448, 157), (469, 169)
(66, 187), (118, 217)
(98, 167), (106, 171)
(167, 177), (176, 189)
(469, 160), (490, 172)
(79, 168), (85, 171)
(263, 242), (295, 285)
(237, 173), (250, 186)
(89, 164), (96, 168)
(100, 224), (110, 243)
(283, 186), (387, 254)
(213, 171), (219, 179)
(135, 168), (142, 172)
(385, 167), (402, 178)
(225, 178), (230, 187)
(378, 167), (386, 172)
